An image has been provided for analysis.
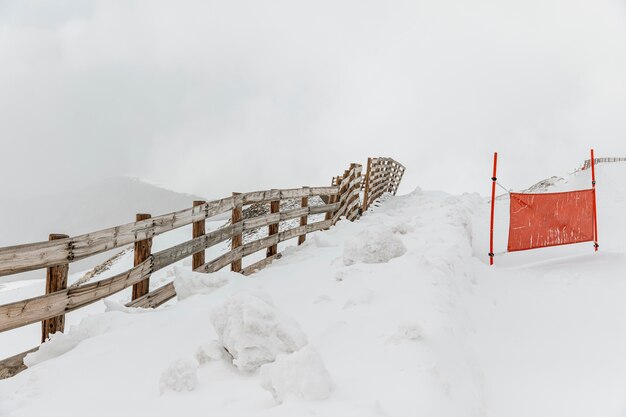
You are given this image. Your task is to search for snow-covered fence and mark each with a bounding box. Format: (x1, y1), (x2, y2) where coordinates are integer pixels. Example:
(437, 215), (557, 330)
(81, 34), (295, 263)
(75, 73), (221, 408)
(581, 157), (626, 170)
(0, 157), (404, 379)
(362, 157), (405, 212)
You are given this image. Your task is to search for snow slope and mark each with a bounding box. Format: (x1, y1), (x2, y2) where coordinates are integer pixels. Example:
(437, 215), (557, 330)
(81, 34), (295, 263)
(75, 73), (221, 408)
(2, 162), (626, 416)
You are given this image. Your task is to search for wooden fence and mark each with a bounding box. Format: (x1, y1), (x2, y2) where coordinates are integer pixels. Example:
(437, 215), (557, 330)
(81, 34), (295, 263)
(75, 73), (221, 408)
(581, 157), (626, 171)
(0, 157), (404, 378)
(362, 157), (405, 212)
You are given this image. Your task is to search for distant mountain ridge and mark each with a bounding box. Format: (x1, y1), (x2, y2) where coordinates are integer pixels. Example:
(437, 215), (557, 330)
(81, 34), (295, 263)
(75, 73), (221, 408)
(0, 176), (212, 282)
(0, 176), (210, 247)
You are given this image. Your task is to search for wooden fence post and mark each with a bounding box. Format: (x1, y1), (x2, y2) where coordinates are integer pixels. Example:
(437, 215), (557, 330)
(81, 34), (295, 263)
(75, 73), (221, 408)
(394, 166), (405, 195)
(132, 213), (152, 301)
(231, 193), (243, 272)
(192, 200), (206, 270)
(41, 233), (69, 343)
(325, 178), (338, 225)
(348, 164), (357, 220)
(267, 198), (280, 257)
(298, 187), (309, 245)
(354, 164), (363, 217)
(362, 158), (372, 212)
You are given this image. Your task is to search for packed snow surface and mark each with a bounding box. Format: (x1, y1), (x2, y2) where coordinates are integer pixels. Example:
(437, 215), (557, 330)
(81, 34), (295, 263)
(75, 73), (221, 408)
(2, 163), (626, 416)
(210, 291), (308, 372)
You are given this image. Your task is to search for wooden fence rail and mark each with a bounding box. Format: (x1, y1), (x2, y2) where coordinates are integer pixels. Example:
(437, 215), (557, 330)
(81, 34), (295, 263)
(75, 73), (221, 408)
(0, 157), (404, 379)
(581, 157), (626, 171)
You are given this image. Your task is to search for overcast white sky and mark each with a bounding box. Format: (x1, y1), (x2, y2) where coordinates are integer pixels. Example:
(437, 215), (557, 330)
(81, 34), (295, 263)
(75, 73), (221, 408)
(1, 0), (625, 200)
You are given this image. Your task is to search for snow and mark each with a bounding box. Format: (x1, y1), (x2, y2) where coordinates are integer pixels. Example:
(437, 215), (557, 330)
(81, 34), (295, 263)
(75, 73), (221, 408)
(210, 291), (308, 372)
(2, 162), (626, 416)
(173, 266), (231, 300)
(159, 359), (199, 394)
(260, 345), (334, 403)
(343, 225), (407, 265)
(194, 341), (224, 364)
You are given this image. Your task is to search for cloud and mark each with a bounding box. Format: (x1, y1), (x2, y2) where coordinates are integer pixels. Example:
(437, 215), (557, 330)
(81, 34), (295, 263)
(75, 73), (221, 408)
(1, 0), (625, 200)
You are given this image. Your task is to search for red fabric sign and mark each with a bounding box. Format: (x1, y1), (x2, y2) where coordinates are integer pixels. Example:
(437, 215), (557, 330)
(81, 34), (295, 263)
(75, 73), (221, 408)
(507, 189), (596, 252)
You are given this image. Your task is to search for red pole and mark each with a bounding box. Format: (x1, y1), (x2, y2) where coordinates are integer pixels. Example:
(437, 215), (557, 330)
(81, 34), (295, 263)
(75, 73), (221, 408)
(591, 149), (599, 252)
(489, 152), (498, 265)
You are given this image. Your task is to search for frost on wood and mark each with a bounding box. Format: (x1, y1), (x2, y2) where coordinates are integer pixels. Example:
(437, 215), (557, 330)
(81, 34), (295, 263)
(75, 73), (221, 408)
(210, 291), (307, 372)
(260, 346), (333, 403)
(172, 266), (230, 300)
(343, 227), (407, 265)
(159, 359), (199, 394)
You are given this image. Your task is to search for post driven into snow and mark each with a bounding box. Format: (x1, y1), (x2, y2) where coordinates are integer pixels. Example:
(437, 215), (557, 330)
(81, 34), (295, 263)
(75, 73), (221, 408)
(489, 152), (498, 266)
(132, 213), (153, 300)
(41, 233), (69, 343)
(591, 149), (599, 252)
(267, 199), (280, 257)
(192, 201), (206, 269)
(298, 187), (309, 246)
(231, 193), (243, 273)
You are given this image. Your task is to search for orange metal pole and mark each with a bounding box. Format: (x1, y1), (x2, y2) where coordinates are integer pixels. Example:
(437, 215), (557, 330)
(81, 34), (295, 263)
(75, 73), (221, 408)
(489, 152), (498, 265)
(591, 149), (599, 252)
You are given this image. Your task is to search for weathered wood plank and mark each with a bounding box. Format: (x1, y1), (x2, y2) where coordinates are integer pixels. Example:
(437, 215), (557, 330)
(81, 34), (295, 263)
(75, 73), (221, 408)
(192, 201), (206, 270)
(0, 196), (236, 277)
(151, 223), (241, 272)
(241, 253), (282, 276)
(231, 193), (243, 272)
(0, 258), (153, 333)
(0, 347), (38, 380)
(267, 200), (280, 257)
(126, 282), (175, 309)
(298, 192), (308, 246)
(309, 202), (340, 215)
(42, 233), (69, 343)
(243, 212), (281, 231)
(132, 213), (153, 301)
(308, 186), (340, 196)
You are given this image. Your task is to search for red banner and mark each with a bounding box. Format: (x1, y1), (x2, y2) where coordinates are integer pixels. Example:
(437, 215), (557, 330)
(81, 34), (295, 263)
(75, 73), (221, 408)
(507, 189), (596, 252)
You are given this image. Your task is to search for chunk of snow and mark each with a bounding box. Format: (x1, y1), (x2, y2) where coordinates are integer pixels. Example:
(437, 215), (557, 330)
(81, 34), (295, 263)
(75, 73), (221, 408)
(195, 341), (224, 364)
(159, 359), (199, 394)
(210, 291), (307, 372)
(387, 322), (424, 343)
(391, 221), (415, 235)
(260, 346), (333, 403)
(173, 266), (231, 300)
(343, 227), (406, 265)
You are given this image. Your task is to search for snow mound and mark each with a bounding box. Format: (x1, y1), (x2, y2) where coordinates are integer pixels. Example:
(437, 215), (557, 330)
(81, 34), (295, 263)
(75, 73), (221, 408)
(173, 266), (231, 300)
(195, 341), (224, 364)
(159, 359), (199, 394)
(24, 313), (118, 367)
(343, 227), (407, 265)
(260, 346), (333, 403)
(210, 291), (308, 372)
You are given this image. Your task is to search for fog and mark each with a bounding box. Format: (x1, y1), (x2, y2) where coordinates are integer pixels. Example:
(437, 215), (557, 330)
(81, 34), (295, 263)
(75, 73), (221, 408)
(1, 0), (625, 200)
